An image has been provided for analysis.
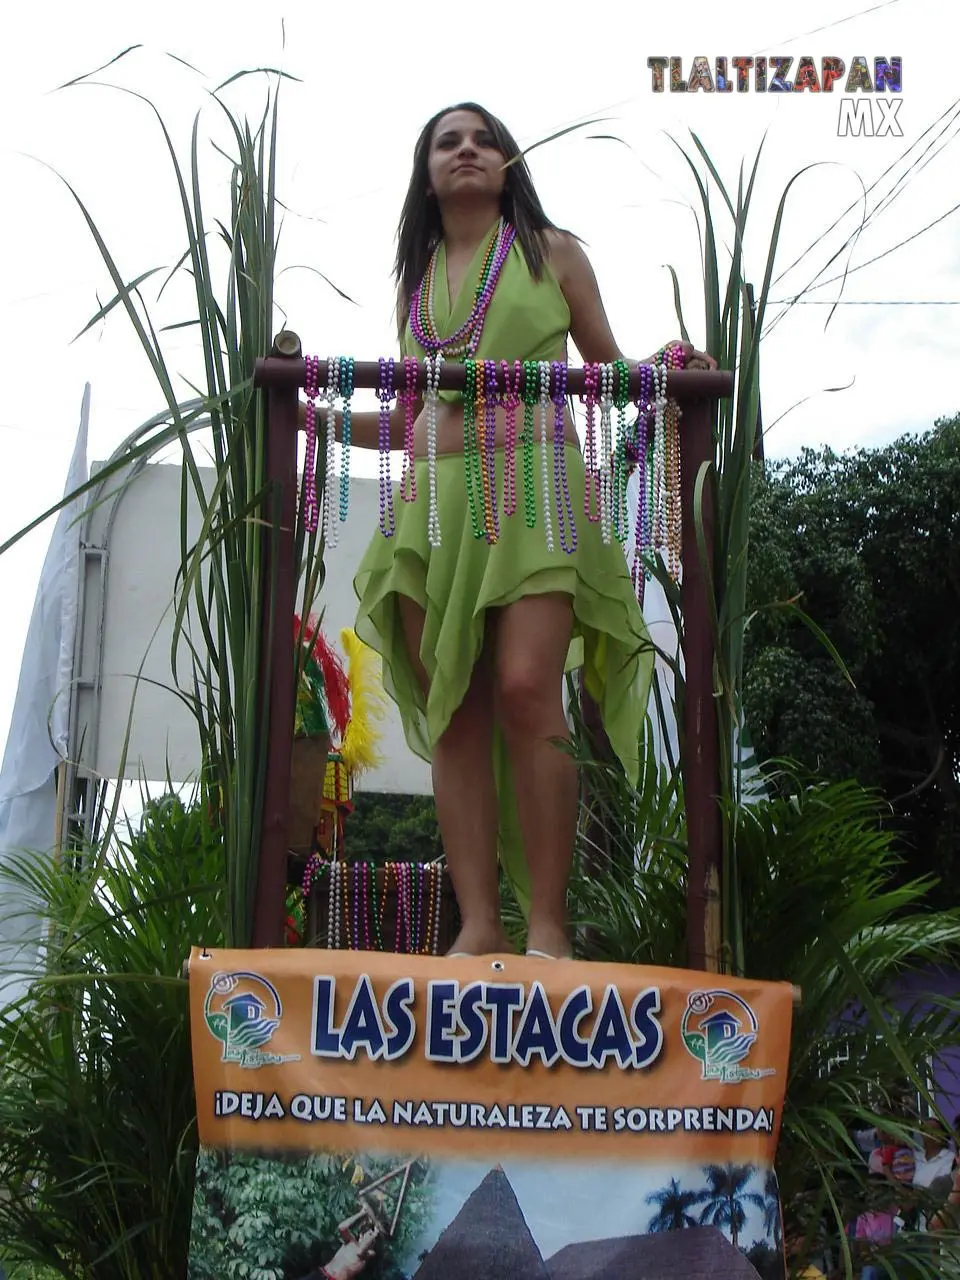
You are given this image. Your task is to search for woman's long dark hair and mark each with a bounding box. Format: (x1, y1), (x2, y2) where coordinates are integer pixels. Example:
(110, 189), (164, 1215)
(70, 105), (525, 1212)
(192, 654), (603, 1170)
(394, 103), (560, 336)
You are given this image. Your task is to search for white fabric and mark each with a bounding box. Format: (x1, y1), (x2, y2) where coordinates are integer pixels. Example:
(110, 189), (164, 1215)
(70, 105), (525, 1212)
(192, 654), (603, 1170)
(625, 468), (681, 771)
(0, 386), (89, 1006)
(914, 1147), (956, 1189)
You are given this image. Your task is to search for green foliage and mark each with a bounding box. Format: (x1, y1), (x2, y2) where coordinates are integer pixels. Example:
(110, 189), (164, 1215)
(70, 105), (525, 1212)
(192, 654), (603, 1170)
(344, 794), (442, 864)
(0, 54), (327, 946)
(662, 132), (826, 974)
(745, 416), (960, 902)
(188, 1150), (434, 1280)
(561, 749), (960, 1276)
(0, 794), (226, 1279)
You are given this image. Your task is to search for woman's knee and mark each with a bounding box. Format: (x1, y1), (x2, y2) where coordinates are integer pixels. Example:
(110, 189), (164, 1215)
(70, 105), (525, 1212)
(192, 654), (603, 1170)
(495, 660), (565, 738)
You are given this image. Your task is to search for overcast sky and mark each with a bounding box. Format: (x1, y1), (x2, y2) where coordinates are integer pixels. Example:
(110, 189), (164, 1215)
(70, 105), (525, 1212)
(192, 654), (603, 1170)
(0, 0), (956, 762)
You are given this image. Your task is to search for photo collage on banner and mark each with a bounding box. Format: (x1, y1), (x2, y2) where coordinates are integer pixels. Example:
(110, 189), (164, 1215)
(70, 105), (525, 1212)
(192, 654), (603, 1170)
(187, 949), (794, 1280)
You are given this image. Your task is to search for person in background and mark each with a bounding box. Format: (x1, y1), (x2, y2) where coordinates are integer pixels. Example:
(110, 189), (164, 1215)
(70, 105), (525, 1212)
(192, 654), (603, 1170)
(913, 1118), (956, 1205)
(853, 1170), (898, 1280)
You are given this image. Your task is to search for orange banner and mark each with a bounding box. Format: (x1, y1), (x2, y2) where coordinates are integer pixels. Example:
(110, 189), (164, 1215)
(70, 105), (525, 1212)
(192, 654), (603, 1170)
(188, 946), (793, 1166)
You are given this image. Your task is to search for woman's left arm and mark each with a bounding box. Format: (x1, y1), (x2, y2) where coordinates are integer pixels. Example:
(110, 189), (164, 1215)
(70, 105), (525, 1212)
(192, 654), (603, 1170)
(548, 232), (716, 371)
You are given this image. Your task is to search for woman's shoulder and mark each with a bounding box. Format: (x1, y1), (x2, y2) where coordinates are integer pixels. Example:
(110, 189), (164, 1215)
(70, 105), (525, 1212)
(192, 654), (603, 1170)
(538, 228), (588, 290)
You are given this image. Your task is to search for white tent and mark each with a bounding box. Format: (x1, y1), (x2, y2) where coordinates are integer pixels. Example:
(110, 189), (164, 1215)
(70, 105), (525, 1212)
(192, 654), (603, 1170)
(0, 386), (88, 1004)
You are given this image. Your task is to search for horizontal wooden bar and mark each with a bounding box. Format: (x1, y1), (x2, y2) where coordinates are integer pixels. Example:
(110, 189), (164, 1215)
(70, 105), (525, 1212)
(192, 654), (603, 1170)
(254, 353), (733, 403)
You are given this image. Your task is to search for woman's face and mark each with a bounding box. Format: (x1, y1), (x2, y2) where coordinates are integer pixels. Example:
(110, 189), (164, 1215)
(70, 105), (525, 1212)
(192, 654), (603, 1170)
(426, 110), (506, 205)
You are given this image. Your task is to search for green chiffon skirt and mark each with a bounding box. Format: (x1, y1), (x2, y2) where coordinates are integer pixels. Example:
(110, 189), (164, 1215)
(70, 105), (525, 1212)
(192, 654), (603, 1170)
(353, 445), (654, 909)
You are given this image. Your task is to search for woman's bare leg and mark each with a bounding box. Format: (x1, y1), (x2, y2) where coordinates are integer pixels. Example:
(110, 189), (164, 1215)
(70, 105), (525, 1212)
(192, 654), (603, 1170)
(494, 593), (578, 958)
(398, 596), (512, 955)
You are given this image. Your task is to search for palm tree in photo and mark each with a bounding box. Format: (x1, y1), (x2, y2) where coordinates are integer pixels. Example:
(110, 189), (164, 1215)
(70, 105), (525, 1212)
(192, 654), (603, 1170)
(645, 1178), (701, 1232)
(694, 1164), (766, 1251)
(762, 1168), (783, 1252)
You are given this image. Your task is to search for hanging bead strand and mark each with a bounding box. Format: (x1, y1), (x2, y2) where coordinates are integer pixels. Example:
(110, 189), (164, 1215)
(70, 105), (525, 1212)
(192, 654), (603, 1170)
(483, 359), (500, 542)
(377, 357), (396, 537)
(322, 356), (341, 549)
(581, 361), (600, 523)
(339, 356), (354, 523)
(612, 358), (631, 543)
(632, 364), (653, 601)
(399, 355), (418, 503)
(551, 361), (577, 555)
(598, 362), (614, 545)
(521, 361), (538, 528)
(303, 355), (321, 533)
(537, 361), (554, 553)
(501, 359), (522, 518)
(463, 359), (485, 539)
(425, 353), (443, 547)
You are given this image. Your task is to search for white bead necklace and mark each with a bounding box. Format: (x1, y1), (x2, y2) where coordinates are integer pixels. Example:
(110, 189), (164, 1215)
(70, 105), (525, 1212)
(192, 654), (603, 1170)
(425, 353), (443, 547)
(327, 859), (342, 950)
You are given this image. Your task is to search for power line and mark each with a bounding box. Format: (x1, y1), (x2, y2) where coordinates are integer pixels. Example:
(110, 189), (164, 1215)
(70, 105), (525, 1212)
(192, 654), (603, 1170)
(771, 96), (960, 291)
(780, 197), (960, 298)
(752, 0), (902, 56)
(768, 299), (960, 304)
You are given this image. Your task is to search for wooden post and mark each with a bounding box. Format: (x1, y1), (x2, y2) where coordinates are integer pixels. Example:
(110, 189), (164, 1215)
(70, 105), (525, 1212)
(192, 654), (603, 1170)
(251, 356), (732, 962)
(251, 331), (301, 948)
(679, 397), (722, 972)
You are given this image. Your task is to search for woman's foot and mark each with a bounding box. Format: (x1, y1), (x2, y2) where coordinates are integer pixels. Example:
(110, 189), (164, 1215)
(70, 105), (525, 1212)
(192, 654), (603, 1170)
(524, 920), (573, 961)
(446, 922), (516, 957)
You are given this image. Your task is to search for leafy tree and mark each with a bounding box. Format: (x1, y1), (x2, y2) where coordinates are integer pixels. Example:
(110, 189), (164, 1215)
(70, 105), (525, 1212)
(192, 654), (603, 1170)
(645, 1177), (701, 1232)
(344, 794), (441, 864)
(188, 1150), (433, 1280)
(744, 415), (960, 901)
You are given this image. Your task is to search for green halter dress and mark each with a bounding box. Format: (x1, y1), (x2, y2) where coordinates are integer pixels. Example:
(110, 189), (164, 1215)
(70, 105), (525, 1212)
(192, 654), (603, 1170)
(353, 232), (654, 911)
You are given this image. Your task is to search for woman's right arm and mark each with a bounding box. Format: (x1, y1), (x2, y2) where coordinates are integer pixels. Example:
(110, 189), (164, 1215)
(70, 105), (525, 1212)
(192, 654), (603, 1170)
(296, 400), (422, 452)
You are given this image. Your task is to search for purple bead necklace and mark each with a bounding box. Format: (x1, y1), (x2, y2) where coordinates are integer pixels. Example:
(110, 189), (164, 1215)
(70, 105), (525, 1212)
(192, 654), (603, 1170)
(409, 220), (517, 358)
(551, 361), (577, 554)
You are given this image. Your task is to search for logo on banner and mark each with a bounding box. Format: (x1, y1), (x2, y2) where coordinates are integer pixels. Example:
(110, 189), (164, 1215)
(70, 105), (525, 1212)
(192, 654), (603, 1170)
(204, 971), (300, 1068)
(681, 990), (776, 1084)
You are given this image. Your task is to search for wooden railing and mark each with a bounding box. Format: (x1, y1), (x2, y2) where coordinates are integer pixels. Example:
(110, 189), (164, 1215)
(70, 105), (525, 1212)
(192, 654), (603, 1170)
(252, 332), (734, 970)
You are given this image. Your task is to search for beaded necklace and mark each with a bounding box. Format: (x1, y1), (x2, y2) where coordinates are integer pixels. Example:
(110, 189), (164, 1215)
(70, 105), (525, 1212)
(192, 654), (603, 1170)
(410, 219), (517, 358)
(339, 356), (354, 523)
(482, 359), (501, 542)
(537, 361), (554, 553)
(501, 360), (521, 518)
(399, 356), (419, 503)
(597, 362), (614, 545)
(377, 357), (396, 537)
(582, 361), (600, 524)
(303, 355), (321, 532)
(521, 361), (539, 528)
(612, 359), (632, 543)
(424, 353), (444, 547)
(551, 361), (576, 555)
(322, 356), (341, 549)
(463, 359), (486, 539)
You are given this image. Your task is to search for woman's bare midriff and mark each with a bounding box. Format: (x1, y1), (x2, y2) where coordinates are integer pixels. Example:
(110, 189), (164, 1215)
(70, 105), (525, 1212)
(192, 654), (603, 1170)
(413, 399), (581, 457)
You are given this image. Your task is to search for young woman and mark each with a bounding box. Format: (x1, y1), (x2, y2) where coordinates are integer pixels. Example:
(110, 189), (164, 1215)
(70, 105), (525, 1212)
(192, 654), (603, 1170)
(339, 103), (715, 959)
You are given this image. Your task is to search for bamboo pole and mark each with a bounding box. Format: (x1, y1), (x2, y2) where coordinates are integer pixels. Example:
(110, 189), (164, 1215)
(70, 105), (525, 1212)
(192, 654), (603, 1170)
(252, 337), (733, 966)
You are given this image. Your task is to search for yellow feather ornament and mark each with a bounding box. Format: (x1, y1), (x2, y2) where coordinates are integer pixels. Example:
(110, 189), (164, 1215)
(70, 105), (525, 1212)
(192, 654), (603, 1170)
(339, 628), (387, 777)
